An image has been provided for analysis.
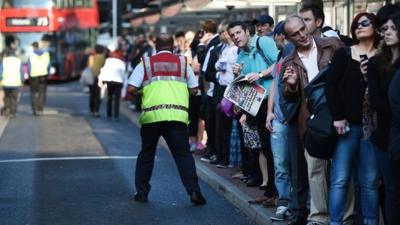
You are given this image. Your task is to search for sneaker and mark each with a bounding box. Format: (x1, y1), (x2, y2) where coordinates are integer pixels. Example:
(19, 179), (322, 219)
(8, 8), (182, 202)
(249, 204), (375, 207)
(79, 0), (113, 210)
(200, 155), (212, 162)
(231, 172), (244, 179)
(306, 222), (322, 225)
(270, 206), (291, 221)
(216, 163), (228, 168)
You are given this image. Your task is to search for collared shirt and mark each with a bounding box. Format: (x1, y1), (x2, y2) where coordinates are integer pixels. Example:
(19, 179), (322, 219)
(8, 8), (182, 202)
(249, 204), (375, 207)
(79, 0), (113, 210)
(128, 50), (198, 88)
(237, 34), (279, 97)
(298, 38), (319, 82)
(215, 43), (238, 86)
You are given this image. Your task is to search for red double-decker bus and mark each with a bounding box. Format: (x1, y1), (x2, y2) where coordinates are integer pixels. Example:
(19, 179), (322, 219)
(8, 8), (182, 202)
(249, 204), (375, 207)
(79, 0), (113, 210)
(0, 0), (99, 81)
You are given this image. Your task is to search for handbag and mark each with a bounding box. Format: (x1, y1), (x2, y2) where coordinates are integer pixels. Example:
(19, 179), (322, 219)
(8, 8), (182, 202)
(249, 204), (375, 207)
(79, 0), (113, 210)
(217, 97), (235, 118)
(303, 65), (337, 159)
(242, 123), (261, 149)
(79, 67), (94, 86)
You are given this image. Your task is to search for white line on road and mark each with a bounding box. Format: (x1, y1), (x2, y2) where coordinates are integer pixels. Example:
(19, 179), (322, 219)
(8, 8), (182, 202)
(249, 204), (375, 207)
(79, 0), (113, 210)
(0, 155), (138, 163)
(0, 117), (9, 137)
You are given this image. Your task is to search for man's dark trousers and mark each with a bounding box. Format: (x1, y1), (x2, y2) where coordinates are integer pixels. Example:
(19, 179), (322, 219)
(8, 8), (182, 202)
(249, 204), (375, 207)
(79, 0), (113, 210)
(135, 121), (201, 196)
(29, 75), (47, 113)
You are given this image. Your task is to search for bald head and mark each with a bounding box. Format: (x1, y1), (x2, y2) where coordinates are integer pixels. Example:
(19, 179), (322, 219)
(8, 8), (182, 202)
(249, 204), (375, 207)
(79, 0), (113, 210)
(156, 33), (174, 52)
(283, 15), (305, 36)
(283, 15), (312, 50)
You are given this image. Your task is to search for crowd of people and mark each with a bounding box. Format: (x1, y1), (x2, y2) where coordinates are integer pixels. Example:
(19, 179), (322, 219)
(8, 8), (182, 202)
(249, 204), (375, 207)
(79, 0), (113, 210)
(2, 0), (398, 224)
(122, 1), (400, 225)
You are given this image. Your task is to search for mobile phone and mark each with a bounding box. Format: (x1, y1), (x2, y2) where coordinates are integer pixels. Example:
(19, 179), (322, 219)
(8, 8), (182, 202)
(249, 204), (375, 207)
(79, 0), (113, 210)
(344, 125), (351, 133)
(360, 54), (368, 62)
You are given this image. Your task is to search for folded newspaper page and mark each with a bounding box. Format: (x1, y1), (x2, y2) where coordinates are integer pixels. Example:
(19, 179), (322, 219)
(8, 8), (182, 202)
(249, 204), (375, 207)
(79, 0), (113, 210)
(223, 75), (266, 116)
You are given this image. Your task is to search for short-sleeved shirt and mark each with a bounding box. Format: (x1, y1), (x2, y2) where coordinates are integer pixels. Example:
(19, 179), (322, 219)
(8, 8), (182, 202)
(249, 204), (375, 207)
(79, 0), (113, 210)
(237, 34), (279, 98)
(128, 50), (198, 89)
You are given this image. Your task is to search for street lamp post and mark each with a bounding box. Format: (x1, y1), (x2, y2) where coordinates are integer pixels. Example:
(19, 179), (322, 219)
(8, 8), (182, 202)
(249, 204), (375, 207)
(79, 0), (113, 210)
(112, 0), (117, 40)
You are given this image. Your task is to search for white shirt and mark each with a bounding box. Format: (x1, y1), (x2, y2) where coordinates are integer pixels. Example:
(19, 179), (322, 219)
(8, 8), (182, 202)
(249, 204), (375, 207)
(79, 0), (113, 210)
(215, 43), (238, 86)
(98, 58), (127, 83)
(298, 38), (319, 82)
(202, 46), (215, 97)
(128, 50), (198, 88)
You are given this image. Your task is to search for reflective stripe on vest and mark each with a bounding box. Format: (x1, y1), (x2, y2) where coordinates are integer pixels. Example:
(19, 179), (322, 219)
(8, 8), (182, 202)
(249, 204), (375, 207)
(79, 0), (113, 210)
(140, 55), (189, 125)
(30, 52), (50, 77)
(1, 56), (22, 87)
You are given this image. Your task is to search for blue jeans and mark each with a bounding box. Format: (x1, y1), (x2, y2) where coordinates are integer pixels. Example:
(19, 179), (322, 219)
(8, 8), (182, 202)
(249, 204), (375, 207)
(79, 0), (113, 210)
(270, 120), (291, 206)
(329, 125), (379, 225)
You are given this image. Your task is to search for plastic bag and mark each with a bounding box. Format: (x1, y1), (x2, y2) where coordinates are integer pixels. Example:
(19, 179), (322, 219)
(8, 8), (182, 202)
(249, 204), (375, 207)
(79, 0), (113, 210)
(79, 67), (94, 86)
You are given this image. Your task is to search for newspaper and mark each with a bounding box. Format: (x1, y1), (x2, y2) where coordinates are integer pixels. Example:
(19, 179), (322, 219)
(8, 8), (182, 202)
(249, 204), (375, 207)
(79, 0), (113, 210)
(223, 75), (266, 116)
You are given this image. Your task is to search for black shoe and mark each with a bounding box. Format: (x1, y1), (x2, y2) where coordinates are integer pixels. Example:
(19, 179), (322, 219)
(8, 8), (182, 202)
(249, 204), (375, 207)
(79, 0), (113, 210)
(190, 191), (206, 205)
(240, 175), (251, 182)
(259, 185), (267, 190)
(246, 179), (262, 187)
(264, 185), (278, 198)
(133, 192), (148, 202)
(288, 216), (307, 225)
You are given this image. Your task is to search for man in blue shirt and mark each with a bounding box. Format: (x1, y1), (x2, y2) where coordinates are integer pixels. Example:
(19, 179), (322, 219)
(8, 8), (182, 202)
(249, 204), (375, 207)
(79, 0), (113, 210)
(228, 21), (278, 203)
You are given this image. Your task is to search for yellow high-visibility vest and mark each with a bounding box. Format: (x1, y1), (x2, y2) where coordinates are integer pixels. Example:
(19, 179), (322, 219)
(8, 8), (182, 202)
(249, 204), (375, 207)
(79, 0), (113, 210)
(140, 53), (189, 125)
(29, 51), (50, 77)
(1, 56), (22, 87)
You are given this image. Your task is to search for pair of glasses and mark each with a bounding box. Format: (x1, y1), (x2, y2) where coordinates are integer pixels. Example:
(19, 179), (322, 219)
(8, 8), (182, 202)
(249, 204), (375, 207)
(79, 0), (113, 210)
(356, 20), (371, 28)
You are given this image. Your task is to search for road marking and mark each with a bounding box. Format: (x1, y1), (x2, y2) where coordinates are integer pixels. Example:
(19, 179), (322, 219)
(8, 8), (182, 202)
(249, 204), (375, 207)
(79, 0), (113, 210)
(0, 155), (139, 163)
(0, 117), (9, 138)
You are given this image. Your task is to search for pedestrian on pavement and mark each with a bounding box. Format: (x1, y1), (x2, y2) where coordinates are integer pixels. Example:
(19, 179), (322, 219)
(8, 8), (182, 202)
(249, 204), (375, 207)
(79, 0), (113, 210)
(28, 41), (50, 116)
(326, 12), (380, 225)
(300, 4), (357, 224)
(98, 49), (127, 120)
(0, 48), (24, 117)
(88, 45), (106, 117)
(266, 21), (294, 222)
(368, 10), (400, 225)
(252, 14), (274, 37)
(128, 33), (206, 205)
(280, 15), (342, 225)
(228, 20), (279, 204)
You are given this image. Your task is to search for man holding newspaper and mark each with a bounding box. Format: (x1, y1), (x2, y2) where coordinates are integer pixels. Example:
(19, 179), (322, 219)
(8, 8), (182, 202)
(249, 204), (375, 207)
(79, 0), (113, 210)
(227, 21), (279, 203)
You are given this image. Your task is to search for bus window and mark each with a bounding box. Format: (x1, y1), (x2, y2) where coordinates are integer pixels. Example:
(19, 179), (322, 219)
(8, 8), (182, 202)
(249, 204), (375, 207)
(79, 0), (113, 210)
(1, 0), (53, 8)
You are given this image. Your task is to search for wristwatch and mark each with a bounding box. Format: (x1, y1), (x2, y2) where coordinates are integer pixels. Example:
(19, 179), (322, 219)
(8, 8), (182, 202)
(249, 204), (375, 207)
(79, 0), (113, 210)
(258, 72), (263, 79)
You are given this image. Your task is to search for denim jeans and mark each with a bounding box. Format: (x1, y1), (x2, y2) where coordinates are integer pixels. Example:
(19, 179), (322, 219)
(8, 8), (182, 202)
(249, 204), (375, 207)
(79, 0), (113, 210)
(329, 125), (379, 225)
(270, 119), (291, 206)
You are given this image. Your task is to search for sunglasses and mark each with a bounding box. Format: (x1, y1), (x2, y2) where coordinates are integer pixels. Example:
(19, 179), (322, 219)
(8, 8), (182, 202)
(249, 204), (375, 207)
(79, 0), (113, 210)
(356, 20), (371, 29)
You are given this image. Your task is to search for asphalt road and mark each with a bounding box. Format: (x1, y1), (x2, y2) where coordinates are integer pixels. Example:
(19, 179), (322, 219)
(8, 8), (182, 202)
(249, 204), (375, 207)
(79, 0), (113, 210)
(0, 82), (252, 225)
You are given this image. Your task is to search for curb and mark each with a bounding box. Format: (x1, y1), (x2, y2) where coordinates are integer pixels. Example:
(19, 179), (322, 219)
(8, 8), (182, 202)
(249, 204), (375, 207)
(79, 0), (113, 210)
(120, 101), (285, 225)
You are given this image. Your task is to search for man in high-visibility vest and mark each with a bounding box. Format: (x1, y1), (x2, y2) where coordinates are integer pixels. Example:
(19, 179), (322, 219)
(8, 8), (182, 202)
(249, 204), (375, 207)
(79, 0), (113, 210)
(0, 48), (24, 117)
(28, 41), (50, 116)
(128, 34), (206, 205)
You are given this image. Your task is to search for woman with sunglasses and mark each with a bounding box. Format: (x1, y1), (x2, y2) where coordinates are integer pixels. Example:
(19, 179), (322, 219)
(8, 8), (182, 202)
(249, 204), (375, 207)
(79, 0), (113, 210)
(325, 12), (380, 225)
(368, 12), (400, 225)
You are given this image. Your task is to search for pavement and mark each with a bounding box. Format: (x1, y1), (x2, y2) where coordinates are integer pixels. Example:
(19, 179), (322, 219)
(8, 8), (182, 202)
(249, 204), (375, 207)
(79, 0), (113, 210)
(119, 101), (287, 225)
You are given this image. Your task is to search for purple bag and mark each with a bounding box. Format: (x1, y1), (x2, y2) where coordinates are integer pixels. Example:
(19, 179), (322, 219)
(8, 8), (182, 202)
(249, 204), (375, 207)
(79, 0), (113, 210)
(217, 98), (235, 118)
